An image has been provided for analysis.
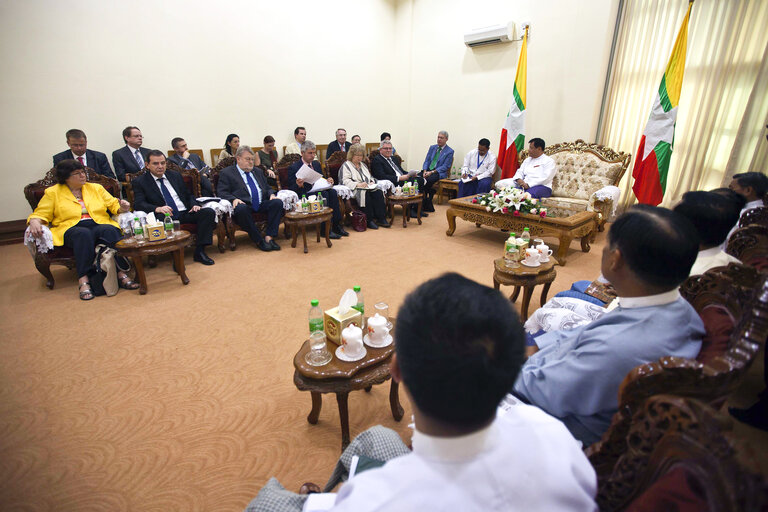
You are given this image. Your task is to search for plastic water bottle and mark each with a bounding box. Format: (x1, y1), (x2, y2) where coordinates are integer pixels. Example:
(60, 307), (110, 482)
(352, 286), (364, 315)
(521, 227), (531, 245)
(309, 300), (324, 333)
(414, 180), (419, 194)
(504, 235), (519, 267)
(302, 195), (310, 213)
(133, 216), (144, 240)
(164, 213), (173, 234)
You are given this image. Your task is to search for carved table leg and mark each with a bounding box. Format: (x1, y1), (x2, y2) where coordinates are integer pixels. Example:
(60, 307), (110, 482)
(134, 255), (148, 295)
(174, 249), (190, 286)
(316, 224), (321, 243)
(556, 236), (572, 266)
(389, 380), (404, 421)
(290, 224), (298, 248)
(493, 276), (500, 291)
(365, 386), (372, 392)
(581, 233), (592, 252)
(541, 281), (553, 306)
(301, 227), (308, 254)
(325, 219), (332, 248)
(510, 286), (521, 302)
(402, 204), (408, 228)
(445, 208), (457, 236)
(416, 201), (422, 225)
(307, 391), (322, 424)
(521, 285), (534, 319)
(336, 392), (351, 450)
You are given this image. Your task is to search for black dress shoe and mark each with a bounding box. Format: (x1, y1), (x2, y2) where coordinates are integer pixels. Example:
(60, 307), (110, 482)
(367, 220), (379, 230)
(257, 240), (272, 252)
(336, 227), (350, 237)
(377, 219), (391, 228)
(193, 248), (215, 265)
(329, 231), (342, 239)
(268, 240), (281, 251)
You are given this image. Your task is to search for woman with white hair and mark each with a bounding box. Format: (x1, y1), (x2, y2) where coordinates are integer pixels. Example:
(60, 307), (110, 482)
(341, 143), (390, 229)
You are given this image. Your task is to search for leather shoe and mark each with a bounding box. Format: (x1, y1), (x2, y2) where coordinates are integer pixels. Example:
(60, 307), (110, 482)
(193, 248), (215, 265)
(377, 219), (391, 228)
(336, 226), (350, 237)
(268, 240), (281, 251)
(367, 220), (379, 230)
(257, 240), (272, 252)
(329, 231), (342, 239)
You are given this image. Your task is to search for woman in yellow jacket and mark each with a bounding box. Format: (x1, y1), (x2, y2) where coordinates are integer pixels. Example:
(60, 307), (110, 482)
(27, 159), (139, 300)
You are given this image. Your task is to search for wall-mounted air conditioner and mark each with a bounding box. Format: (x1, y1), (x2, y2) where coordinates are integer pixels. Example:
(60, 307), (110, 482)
(464, 22), (515, 48)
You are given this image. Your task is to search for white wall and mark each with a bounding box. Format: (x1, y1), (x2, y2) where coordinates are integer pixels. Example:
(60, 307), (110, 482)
(0, 0), (618, 222)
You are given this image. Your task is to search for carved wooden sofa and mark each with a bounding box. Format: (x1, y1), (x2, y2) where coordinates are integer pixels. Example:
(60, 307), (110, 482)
(497, 139), (631, 231)
(727, 224), (768, 272)
(23, 168), (120, 289)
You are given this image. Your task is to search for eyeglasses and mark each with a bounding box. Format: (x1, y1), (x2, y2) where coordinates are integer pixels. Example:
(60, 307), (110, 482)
(71, 170), (86, 176)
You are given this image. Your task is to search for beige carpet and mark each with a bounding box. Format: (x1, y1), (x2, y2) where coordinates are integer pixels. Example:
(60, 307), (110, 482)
(0, 204), (764, 511)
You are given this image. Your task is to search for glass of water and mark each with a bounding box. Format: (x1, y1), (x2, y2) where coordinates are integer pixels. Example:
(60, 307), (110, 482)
(374, 302), (392, 330)
(172, 220), (181, 235)
(305, 331), (332, 366)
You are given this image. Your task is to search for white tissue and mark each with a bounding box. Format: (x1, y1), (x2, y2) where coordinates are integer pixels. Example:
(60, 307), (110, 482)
(146, 212), (157, 224)
(338, 289), (358, 315)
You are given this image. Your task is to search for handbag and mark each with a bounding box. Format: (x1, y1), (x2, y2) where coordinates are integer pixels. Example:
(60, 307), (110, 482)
(88, 243), (119, 297)
(351, 209), (367, 232)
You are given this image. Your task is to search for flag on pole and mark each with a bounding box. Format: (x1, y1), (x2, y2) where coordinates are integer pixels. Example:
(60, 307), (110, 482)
(498, 27), (528, 180)
(632, 1), (693, 205)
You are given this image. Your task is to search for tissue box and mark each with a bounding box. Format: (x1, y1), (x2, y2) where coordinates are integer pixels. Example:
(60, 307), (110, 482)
(310, 199), (322, 213)
(146, 223), (167, 242)
(324, 307), (363, 346)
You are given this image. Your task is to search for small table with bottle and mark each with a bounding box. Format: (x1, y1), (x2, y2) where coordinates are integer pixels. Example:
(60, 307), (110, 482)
(387, 182), (423, 228)
(284, 197), (334, 253)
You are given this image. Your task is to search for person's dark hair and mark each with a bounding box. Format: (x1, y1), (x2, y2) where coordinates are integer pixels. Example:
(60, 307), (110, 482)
(55, 159), (85, 184)
(608, 205), (699, 288)
(65, 129), (86, 141)
(224, 133), (239, 154)
(479, 138), (491, 148)
(710, 187), (747, 210)
(263, 135), (275, 144)
(122, 126), (139, 143)
(673, 191), (742, 248)
(380, 132), (391, 141)
(529, 137), (545, 150)
(732, 172), (768, 198)
(395, 273), (526, 428)
(171, 137), (184, 149)
(146, 149), (165, 161)
(294, 126), (306, 136)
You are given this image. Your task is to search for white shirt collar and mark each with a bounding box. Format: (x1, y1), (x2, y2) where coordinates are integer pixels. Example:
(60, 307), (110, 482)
(744, 199), (763, 212)
(412, 421), (497, 462)
(616, 289), (680, 309)
(697, 246), (723, 258)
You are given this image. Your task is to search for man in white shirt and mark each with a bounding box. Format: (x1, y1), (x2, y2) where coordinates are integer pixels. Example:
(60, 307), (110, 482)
(245, 273), (598, 512)
(285, 126), (307, 155)
(458, 138), (497, 197)
(498, 137), (556, 198)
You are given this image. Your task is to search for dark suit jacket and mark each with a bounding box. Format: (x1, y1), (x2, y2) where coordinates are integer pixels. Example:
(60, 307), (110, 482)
(53, 149), (115, 179)
(371, 154), (409, 184)
(287, 160), (324, 196)
(168, 153), (207, 173)
(217, 165), (274, 205)
(326, 141), (351, 159)
(131, 170), (195, 214)
(112, 146), (151, 181)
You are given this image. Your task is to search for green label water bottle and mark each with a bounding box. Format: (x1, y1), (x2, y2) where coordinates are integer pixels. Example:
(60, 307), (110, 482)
(309, 300), (324, 333)
(164, 213), (173, 233)
(352, 285), (364, 315)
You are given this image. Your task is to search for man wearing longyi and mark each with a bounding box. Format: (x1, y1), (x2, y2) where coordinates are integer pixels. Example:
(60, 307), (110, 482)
(496, 137), (556, 199)
(245, 273), (597, 511)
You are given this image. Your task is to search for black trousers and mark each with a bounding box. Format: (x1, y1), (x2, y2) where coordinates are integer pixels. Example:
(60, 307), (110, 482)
(316, 188), (342, 228)
(200, 175), (214, 197)
(174, 208), (216, 247)
(422, 172), (440, 211)
(62, 219), (122, 277)
(359, 189), (387, 223)
(232, 199), (283, 243)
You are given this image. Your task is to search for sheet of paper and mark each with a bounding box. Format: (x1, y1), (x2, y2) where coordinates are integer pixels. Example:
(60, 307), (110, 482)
(302, 493), (337, 512)
(296, 163), (322, 184)
(310, 178), (331, 192)
(461, 176), (473, 183)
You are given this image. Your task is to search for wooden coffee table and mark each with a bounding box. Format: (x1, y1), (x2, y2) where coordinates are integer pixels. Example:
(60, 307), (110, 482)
(387, 193), (423, 228)
(284, 207), (333, 254)
(293, 339), (404, 450)
(493, 257), (558, 318)
(446, 195), (597, 265)
(115, 230), (192, 295)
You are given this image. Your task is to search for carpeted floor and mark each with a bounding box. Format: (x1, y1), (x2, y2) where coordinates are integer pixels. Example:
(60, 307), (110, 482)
(0, 203), (765, 511)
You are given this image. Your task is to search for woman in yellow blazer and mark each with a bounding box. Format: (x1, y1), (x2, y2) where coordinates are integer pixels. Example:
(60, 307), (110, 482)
(27, 159), (139, 300)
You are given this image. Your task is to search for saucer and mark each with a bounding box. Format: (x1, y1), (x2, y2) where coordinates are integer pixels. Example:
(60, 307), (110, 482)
(364, 333), (393, 348)
(521, 260), (541, 267)
(539, 257), (550, 263)
(335, 345), (367, 362)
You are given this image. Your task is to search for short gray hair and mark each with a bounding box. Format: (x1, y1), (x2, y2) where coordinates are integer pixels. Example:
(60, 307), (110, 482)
(235, 145), (254, 157)
(439, 130), (449, 139)
(335, 128), (346, 136)
(301, 140), (316, 152)
(379, 140), (393, 150)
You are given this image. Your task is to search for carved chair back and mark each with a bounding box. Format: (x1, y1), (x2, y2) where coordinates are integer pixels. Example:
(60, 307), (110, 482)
(365, 142), (379, 155)
(739, 206), (768, 228)
(325, 151), (347, 184)
(317, 144), (329, 168)
(209, 157), (236, 196)
(166, 148), (205, 161)
(726, 224), (768, 271)
(166, 160), (201, 197)
(24, 167), (119, 210)
(275, 154), (301, 192)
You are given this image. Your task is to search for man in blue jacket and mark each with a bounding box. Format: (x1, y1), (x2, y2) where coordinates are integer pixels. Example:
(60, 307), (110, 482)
(421, 130), (454, 212)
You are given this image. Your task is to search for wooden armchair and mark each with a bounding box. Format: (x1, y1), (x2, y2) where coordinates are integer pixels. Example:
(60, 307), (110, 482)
(325, 151), (347, 184)
(23, 167), (120, 289)
(727, 224), (768, 271)
(738, 206), (768, 228)
(589, 395), (768, 512)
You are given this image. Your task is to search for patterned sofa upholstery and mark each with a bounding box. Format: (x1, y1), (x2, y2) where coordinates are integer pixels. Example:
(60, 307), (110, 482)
(502, 139), (631, 231)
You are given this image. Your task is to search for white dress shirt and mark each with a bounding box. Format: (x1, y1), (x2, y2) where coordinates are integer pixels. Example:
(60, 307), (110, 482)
(331, 404), (597, 511)
(153, 175), (186, 212)
(71, 151), (87, 167)
(689, 246), (740, 276)
(461, 148), (497, 181)
(512, 154), (557, 188)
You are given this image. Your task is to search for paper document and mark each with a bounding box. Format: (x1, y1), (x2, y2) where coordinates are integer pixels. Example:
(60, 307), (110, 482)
(310, 178), (331, 192)
(296, 163), (322, 184)
(302, 493), (337, 512)
(461, 176), (473, 183)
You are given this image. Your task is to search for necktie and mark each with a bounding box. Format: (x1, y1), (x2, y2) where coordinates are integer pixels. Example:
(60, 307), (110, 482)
(386, 157), (401, 175)
(134, 149), (144, 169)
(429, 147), (442, 170)
(182, 158), (194, 169)
(245, 172), (261, 212)
(77, 156), (84, 166)
(158, 178), (180, 216)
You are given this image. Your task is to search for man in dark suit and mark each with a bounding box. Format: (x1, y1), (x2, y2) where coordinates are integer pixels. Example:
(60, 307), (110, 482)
(53, 129), (115, 179)
(371, 140), (428, 218)
(216, 146), (283, 252)
(287, 141), (348, 238)
(325, 128), (351, 159)
(112, 126), (152, 181)
(132, 150), (217, 265)
(168, 137), (214, 196)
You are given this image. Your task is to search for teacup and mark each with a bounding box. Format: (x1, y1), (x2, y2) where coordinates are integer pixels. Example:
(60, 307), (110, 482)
(523, 248), (540, 266)
(537, 244), (553, 262)
(341, 325), (364, 357)
(367, 313), (390, 342)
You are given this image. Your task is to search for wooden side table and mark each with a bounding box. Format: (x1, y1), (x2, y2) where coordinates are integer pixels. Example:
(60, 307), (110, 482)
(284, 207), (333, 254)
(493, 257), (558, 318)
(293, 340), (404, 450)
(115, 231), (192, 295)
(386, 193), (423, 228)
(437, 179), (459, 205)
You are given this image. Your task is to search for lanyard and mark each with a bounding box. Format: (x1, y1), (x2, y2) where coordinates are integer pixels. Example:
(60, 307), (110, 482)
(477, 152), (487, 169)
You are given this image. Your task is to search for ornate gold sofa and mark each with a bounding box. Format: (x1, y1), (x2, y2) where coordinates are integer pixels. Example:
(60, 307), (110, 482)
(498, 139), (631, 231)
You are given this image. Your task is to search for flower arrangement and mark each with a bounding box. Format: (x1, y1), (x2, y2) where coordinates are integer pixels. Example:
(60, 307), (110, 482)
(472, 186), (547, 217)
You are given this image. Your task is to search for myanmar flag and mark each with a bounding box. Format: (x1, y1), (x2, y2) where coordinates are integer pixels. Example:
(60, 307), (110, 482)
(498, 27), (527, 180)
(632, 1), (692, 205)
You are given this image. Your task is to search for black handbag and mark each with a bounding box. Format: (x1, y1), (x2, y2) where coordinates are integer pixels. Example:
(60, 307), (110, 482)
(351, 210), (367, 232)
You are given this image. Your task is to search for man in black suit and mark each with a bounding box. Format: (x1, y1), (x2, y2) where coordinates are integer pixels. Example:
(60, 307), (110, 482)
(325, 128), (351, 159)
(371, 140), (428, 218)
(112, 126), (151, 181)
(216, 146), (283, 252)
(168, 137), (214, 196)
(53, 129), (115, 178)
(132, 150), (217, 265)
(287, 141), (348, 238)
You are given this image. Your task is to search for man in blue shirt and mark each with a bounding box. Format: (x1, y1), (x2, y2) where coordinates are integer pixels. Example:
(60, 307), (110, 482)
(420, 131), (454, 212)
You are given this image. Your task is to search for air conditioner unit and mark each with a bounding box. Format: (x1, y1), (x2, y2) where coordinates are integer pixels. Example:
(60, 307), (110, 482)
(464, 22), (515, 48)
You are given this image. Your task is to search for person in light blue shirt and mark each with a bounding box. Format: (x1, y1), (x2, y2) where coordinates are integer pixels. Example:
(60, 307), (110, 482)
(514, 205), (705, 446)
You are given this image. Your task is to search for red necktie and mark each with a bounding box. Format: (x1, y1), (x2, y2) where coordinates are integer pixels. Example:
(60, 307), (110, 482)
(77, 156), (84, 166)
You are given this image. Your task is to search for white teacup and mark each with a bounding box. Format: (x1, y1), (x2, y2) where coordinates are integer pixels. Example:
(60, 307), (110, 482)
(537, 244), (553, 261)
(341, 325), (364, 356)
(523, 248), (540, 265)
(367, 313), (390, 342)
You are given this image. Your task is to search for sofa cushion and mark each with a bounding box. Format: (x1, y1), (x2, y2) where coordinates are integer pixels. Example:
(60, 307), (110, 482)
(550, 152), (624, 200)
